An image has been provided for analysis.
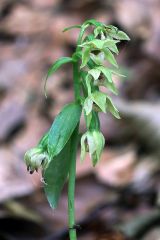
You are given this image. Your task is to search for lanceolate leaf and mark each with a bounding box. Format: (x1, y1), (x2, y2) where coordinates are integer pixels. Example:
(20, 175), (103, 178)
(48, 103), (81, 158)
(44, 57), (73, 96)
(47, 57), (73, 78)
(43, 139), (71, 208)
(63, 25), (81, 32)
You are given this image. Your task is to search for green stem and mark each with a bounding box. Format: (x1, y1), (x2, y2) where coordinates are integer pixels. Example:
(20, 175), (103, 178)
(73, 62), (80, 102)
(68, 60), (80, 240)
(68, 125), (79, 240)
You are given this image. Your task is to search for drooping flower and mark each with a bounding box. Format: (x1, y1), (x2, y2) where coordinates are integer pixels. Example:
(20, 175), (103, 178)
(80, 130), (105, 166)
(24, 147), (49, 174)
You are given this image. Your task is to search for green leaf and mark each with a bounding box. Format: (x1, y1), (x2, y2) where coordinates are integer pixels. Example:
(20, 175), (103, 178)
(43, 139), (71, 208)
(106, 28), (130, 41)
(106, 96), (120, 119)
(83, 19), (104, 27)
(88, 68), (101, 80)
(63, 25), (81, 32)
(47, 57), (73, 78)
(91, 91), (107, 113)
(103, 48), (118, 68)
(116, 31), (130, 41)
(44, 57), (73, 96)
(81, 46), (91, 68)
(48, 103), (81, 158)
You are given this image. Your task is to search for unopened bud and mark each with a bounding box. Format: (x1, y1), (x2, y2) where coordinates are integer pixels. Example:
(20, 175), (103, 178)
(80, 130), (105, 166)
(24, 147), (49, 174)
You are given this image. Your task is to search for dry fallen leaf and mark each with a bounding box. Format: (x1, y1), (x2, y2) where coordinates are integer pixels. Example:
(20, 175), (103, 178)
(95, 149), (136, 187)
(0, 147), (36, 203)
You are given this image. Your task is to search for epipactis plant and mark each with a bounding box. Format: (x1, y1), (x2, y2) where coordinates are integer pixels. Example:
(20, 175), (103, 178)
(24, 19), (130, 240)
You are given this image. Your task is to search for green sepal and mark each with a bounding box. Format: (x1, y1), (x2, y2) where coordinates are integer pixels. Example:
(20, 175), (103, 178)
(91, 91), (107, 113)
(103, 80), (118, 95)
(80, 130), (105, 166)
(88, 68), (101, 81)
(113, 30), (130, 41)
(81, 46), (91, 68)
(97, 66), (113, 83)
(94, 26), (104, 38)
(83, 97), (93, 115)
(90, 53), (103, 66)
(106, 96), (120, 119)
(91, 131), (105, 166)
(103, 48), (118, 68)
(89, 111), (100, 131)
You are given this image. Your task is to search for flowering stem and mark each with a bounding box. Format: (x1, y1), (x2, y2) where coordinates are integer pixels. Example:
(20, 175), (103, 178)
(68, 125), (79, 240)
(68, 60), (80, 240)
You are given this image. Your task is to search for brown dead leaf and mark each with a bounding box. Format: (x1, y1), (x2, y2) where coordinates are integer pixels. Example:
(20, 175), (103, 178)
(96, 230), (128, 240)
(95, 149), (136, 187)
(0, 147), (35, 203)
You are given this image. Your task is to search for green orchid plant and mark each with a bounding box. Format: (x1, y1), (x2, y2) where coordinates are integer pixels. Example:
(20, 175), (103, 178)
(24, 19), (130, 240)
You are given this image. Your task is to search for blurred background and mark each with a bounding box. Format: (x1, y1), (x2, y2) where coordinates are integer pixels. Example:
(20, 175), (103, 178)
(0, 0), (160, 239)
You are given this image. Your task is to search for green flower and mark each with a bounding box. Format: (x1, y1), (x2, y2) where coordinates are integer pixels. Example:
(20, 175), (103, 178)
(80, 130), (105, 166)
(24, 147), (49, 174)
